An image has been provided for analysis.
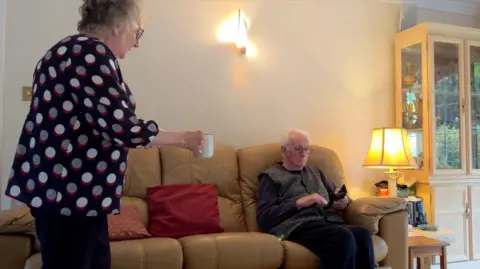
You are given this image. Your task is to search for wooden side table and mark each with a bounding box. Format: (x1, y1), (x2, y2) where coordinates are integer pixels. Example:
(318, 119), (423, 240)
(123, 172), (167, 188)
(408, 227), (456, 244)
(408, 236), (450, 269)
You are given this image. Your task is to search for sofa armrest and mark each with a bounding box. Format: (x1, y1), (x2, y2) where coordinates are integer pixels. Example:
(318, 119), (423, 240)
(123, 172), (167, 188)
(378, 210), (408, 269)
(0, 234), (34, 269)
(344, 197), (407, 235)
(0, 205), (35, 234)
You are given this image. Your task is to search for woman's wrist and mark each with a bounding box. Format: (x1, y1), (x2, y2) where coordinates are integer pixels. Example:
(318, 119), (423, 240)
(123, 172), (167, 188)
(151, 130), (186, 147)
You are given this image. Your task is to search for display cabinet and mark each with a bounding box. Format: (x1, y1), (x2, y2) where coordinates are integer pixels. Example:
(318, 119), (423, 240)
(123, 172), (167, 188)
(395, 22), (480, 265)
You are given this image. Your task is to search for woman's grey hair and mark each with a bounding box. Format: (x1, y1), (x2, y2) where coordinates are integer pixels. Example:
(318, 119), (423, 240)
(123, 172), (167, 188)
(77, 0), (144, 35)
(281, 128), (311, 147)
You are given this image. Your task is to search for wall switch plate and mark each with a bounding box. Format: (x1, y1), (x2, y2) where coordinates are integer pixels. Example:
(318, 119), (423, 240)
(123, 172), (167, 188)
(22, 86), (33, 101)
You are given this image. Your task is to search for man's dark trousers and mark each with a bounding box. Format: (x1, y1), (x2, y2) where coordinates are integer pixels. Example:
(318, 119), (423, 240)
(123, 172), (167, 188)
(288, 221), (375, 269)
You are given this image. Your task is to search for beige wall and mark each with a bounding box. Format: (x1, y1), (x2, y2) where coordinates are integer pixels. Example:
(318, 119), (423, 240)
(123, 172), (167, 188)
(0, 0), (6, 210)
(0, 0), (401, 209)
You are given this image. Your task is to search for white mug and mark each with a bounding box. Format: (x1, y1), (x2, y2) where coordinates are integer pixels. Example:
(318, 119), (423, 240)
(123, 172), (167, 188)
(200, 133), (214, 158)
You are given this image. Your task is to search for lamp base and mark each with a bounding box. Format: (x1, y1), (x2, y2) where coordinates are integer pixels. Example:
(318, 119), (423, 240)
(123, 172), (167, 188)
(384, 170), (401, 197)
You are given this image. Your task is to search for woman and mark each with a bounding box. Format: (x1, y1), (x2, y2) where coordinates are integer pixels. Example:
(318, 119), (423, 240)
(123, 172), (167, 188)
(4, 0), (205, 268)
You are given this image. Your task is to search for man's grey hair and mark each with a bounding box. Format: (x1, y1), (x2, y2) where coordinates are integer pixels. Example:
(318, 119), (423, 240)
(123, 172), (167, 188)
(281, 128), (311, 147)
(77, 0), (144, 36)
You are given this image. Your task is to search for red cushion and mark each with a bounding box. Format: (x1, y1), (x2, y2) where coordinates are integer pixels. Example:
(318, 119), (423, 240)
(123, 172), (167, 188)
(107, 205), (151, 241)
(147, 184), (223, 238)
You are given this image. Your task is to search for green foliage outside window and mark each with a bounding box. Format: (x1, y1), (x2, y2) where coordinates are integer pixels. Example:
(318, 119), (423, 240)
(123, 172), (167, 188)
(435, 123), (480, 169)
(435, 123), (460, 169)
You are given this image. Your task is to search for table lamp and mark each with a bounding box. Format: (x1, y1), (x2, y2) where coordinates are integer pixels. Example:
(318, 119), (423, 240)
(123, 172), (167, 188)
(362, 127), (417, 197)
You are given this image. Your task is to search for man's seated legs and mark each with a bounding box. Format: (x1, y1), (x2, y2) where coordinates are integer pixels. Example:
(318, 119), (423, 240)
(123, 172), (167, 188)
(288, 221), (375, 269)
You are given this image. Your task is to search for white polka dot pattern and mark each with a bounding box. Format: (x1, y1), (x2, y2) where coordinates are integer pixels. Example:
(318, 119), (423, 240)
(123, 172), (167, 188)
(4, 34), (160, 217)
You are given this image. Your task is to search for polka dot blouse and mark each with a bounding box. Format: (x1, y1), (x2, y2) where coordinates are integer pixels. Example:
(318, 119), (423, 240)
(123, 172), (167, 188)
(4, 34), (159, 217)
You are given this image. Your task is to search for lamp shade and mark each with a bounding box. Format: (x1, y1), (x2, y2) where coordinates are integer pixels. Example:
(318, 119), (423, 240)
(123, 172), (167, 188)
(363, 127), (417, 169)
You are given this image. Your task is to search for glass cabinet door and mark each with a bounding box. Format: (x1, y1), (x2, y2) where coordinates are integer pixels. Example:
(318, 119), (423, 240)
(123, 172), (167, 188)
(430, 37), (466, 174)
(466, 42), (480, 174)
(401, 43), (425, 170)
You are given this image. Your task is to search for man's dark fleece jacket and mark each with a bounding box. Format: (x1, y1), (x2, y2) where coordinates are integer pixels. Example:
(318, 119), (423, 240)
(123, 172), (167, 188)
(256, 162), (346, 239)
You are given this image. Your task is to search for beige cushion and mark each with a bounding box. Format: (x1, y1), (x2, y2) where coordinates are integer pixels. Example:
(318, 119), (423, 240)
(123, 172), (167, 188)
(0, 235), (32, 269)
(179, 232), (283, 269)
(123, 148), (162, 200)
(24, 238), (183, 269)
(120, 196), (149, 227)
(110, 238), (183, 269)
(24, 253), (41, 269)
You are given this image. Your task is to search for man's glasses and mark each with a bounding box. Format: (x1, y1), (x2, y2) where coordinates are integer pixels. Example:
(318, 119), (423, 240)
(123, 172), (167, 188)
(293, 147), (312, 154)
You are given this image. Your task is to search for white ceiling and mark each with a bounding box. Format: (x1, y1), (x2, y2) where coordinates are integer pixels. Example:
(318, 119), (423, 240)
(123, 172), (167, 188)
(398, 0), (480, 16)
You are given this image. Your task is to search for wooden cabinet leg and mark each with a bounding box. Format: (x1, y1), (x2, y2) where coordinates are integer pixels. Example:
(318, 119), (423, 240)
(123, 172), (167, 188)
(417, 257), (424, 269)
(424, 257), (432, 269)
(440, 247), (447, 269)
(409, 256), (413, 269)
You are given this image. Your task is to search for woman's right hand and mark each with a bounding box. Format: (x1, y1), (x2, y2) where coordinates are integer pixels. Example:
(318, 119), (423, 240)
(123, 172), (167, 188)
(182, 130), (205, 157)
(147, 130), (204, 154)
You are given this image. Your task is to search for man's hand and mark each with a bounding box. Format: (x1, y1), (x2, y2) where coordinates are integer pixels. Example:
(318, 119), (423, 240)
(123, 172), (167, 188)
(296, 194), (327, 209)
(332, 196), (351, 210)
(314, 195), (328, 208)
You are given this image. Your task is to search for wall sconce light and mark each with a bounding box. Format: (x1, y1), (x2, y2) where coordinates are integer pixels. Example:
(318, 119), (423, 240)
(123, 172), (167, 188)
(217, 9), (255, 57)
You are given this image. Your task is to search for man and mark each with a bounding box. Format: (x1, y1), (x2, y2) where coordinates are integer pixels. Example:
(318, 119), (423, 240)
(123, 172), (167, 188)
(256, 129), (375, 269)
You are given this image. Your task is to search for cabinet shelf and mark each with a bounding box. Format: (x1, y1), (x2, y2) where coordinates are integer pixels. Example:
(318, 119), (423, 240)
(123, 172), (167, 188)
(395, 22), (480, 265)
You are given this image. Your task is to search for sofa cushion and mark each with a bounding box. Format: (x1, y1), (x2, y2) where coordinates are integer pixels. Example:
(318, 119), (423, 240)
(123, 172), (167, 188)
(107, 205), (151, 241)
(24, 238), (183, 269)
(236, 143), (347, 232)
(0, 205), (35, 234)
(372, 234), (388, 263)
(120, 196), (149, 227)
(179, 232), (283, 269)
(123, 148), (162, 200)
(281, 234), (388, 269)
(159, 144), (246, 232)
(280, 240), (318, 269)
(0, 235), (33, 269)
(24, 253), (41, 269)
(147, 184), (223, 238)
(110, 238), (183, 269)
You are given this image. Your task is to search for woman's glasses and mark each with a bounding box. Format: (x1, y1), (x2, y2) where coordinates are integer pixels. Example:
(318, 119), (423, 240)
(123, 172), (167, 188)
(136, 28), (144, 40)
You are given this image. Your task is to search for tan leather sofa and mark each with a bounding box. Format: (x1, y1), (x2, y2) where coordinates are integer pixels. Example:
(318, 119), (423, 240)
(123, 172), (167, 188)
(0, 143), (408, 269)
